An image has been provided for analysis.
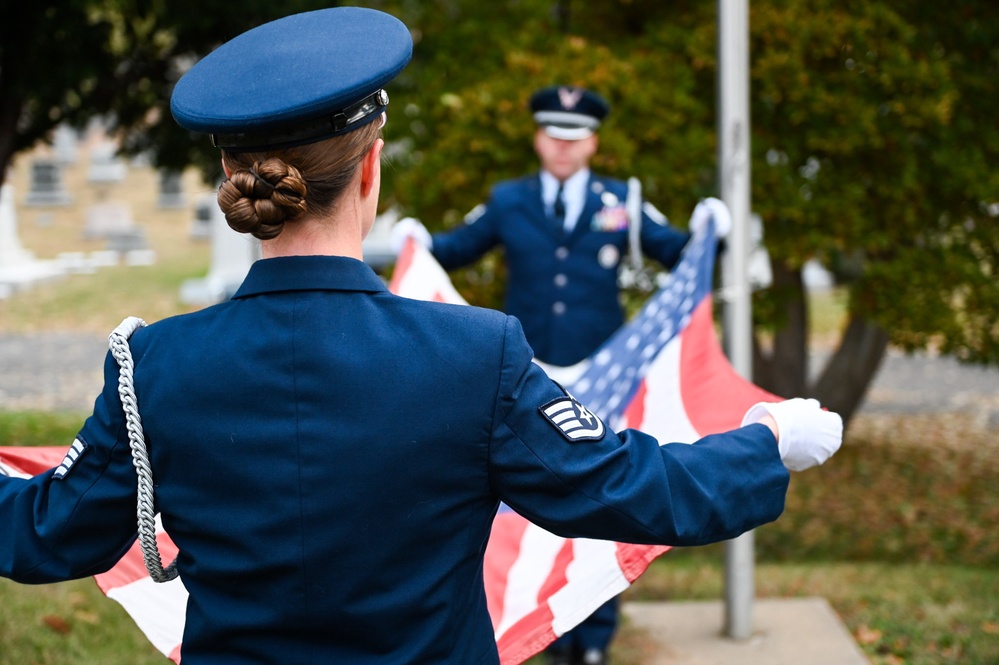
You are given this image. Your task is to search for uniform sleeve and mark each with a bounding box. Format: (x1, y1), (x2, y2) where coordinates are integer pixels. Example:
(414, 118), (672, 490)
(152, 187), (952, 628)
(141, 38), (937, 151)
(0, 351), (139, 583)
(430, 199), (502, 270)
(639, 204), (690, 271)
(487, 316), (788, 547)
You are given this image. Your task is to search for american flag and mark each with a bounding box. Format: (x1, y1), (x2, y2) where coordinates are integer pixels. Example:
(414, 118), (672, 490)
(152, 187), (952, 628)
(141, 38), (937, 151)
(0, 209), (778, 664)
(394, 213), (780, 664)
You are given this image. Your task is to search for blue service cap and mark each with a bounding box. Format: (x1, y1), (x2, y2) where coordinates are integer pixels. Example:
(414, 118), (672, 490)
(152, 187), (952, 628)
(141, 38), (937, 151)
(170, 7), (413, 152)
(529, 86), (610, 141)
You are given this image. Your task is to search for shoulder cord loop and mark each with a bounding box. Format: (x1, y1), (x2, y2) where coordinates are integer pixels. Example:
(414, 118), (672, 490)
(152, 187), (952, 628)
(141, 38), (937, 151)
(108, 316), (179, 583)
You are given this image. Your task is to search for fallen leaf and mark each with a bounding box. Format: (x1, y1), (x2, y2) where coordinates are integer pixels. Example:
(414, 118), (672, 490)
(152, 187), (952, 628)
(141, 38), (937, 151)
(855, 624), (882, 645)
(41, 615), (72, 634)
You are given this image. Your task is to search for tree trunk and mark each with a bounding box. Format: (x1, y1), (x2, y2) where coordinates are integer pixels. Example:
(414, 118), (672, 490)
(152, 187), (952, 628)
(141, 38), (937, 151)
(554, 0), (572, 33)
(0, 65), (23, 189)
(755, 262), (809, 398)
(811, 315), (890, 424)
(0, 102), (19, 188)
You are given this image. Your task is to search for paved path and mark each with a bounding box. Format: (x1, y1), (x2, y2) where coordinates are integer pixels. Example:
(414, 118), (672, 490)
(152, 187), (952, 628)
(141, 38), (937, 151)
(855, 347), (999, 427)
(3, 332), (998, 419)
(0, 332), (107, 411)
(623, 598), (870, 665)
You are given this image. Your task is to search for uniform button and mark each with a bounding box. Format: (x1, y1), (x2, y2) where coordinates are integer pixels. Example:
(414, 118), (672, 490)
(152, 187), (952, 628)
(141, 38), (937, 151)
(552, 301), (566, 315)
(554, 274), (568, 288)
(555, 247), (569, 260)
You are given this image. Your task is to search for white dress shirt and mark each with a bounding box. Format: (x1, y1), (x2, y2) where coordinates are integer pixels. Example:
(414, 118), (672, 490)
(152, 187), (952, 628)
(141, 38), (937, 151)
(540, 168), (590, 233)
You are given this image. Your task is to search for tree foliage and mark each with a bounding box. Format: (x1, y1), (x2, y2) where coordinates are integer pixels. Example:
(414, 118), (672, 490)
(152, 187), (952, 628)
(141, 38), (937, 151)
(384, 0), (999, 421)
(0, 0), (337, 185)
(2, 0), (996, 424)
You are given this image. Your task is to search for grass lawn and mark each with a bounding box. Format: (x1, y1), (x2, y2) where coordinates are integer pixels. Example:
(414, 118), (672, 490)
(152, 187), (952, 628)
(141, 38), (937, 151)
(2, 147), (997, 663)
(3, 410), (997, 664)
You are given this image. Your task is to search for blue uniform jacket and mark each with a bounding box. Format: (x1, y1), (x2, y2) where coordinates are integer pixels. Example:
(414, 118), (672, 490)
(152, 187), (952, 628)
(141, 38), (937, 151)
(430, 173), (690, 366)
(0, 256), (787, 664)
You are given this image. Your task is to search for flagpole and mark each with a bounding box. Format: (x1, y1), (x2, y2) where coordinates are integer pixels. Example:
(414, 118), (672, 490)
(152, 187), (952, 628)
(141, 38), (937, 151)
(718, 0), (755, 641)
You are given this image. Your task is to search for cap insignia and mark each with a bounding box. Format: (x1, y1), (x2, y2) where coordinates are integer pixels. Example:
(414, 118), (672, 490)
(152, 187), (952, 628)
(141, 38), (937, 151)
(558, 87), (584, 111)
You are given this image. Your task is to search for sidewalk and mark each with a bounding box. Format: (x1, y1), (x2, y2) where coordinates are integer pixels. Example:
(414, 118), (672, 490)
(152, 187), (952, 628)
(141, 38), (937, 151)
(622, 598), (870, 665)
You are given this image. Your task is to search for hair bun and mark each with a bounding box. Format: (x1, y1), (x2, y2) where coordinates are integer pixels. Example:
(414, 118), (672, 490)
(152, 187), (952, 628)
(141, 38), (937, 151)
(217, 158), (309, 239)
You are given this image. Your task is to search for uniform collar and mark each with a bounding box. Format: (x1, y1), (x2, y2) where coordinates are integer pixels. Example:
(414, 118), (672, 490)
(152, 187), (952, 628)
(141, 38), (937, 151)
(232, 255), (388, 299)
(539, 168), (590, 207)
(539, 168), (590, 233)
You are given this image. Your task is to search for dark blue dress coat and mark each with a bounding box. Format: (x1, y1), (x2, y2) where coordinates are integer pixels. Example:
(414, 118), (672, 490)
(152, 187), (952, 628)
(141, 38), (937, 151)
(430, 173), (690, 366)
(0, 255), (787, 664)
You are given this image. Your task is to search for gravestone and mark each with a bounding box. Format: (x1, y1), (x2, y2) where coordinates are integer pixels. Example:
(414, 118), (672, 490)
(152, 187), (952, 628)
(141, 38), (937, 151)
(53, 124), (79, 165)
(188, 194), (215, 239)
(24, 158), (73, 206)
(55, 251), (96, 275)
(87, 250), (121, 268)
(106, 226), (157, 266)
(0, 184), (36, 267)
(0, 183), (64, 294)
(156, 170), (186, 209)
(83, 201), (135, 239)
(106, 227), (149, 254)
(180, 196), (260, 305)
(86, 142), (127, 183)
(81, 200), (156, 265)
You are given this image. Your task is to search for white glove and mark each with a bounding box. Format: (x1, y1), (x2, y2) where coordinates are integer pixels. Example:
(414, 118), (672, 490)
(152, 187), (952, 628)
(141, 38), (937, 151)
(689, 197), (733, 240)
(741, 398), (842, 471)
(389, 217), (432, 255)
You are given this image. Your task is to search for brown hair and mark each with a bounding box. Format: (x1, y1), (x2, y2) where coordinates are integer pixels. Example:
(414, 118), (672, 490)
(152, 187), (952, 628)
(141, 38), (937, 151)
(217, 121), (382, 240)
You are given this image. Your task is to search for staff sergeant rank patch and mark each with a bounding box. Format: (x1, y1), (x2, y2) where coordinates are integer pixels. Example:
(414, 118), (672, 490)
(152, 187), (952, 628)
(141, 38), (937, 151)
(53, 438), (89, 480)
(540, 396), (606, 442)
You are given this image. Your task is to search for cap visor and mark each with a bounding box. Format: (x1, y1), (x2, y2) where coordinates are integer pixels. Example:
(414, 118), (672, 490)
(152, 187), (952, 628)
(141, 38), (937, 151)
(542, 125), (595, 141)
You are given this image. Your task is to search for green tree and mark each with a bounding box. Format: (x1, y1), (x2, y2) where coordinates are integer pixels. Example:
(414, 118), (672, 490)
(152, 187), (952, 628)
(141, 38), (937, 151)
(0, 2), (115, 182)
(389, 0), (999, 424)
(745, 0), (999, 419)
(3, 0), (996, 425)
(0, 0), (336, 188)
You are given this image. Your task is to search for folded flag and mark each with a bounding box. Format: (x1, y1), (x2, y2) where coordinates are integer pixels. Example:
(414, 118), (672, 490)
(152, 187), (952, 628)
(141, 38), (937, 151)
(393, 212), (780, 664)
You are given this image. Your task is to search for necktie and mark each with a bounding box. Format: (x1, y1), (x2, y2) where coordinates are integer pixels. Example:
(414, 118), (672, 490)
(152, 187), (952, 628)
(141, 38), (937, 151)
(553, 184), (566, 231)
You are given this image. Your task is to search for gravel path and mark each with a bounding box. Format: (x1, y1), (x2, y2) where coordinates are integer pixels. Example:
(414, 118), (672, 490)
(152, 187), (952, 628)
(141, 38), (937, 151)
(2, 332), (998, 426)
(0, 332), (108, 412)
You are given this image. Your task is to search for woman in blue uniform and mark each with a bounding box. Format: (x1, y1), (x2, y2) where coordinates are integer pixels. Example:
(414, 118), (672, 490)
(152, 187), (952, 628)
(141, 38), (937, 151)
(0, 8), (841, 664)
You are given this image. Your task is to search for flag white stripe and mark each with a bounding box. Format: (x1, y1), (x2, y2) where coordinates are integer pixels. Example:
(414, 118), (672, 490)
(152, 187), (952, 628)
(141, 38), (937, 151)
(494, 524), (565, 638)
(639, 335), (700, 445)
(549, 538), (626, 637)
(106, 576), (189, 657)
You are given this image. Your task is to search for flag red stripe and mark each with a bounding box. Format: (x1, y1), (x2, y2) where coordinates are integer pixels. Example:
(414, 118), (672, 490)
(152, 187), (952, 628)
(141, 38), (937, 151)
(616, 542), (672, 583)
(483, 512), (530, 631)
(0, 446), (65, 475)
(94, 533), (180, 593)
(387, 237), (415, 294)
(536, 539), (573, 605)
(495, 603), (556, 665)
(619, 379), (647, 431)
(679, 297), (780, 435)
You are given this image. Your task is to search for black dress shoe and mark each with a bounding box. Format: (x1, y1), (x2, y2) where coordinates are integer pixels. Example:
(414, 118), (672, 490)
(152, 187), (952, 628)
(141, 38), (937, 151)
(545, 647), (576, 665)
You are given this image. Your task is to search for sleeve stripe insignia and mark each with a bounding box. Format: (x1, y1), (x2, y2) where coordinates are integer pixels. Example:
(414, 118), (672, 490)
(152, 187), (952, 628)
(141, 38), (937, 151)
(53, 438), (88, 480)
(540, 397), (606, 442)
